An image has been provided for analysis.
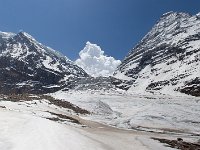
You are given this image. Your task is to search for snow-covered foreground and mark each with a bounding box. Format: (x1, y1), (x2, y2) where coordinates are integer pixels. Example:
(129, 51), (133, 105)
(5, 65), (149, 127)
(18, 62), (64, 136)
(0, 90), (199, 150)
(0, 100), (176, 150)
(51, 90), (200, 137)
(0, 110), (104, 150)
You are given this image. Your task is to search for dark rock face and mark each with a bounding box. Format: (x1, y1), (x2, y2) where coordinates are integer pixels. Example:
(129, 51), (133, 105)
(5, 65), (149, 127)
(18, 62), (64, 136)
(152, 137), (200, 150)
(114, 12), (200, 96)
(179, 78), (200, 96)
(62, 76), (132, 91)
(0, 32), (89, 94)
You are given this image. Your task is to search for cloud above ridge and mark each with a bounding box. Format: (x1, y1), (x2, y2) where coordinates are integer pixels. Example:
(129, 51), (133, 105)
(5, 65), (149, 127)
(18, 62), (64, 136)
(75, 41), (121, 77)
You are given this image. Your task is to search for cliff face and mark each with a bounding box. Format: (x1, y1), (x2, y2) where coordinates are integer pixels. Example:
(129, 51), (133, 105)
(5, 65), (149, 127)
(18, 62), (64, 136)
(114, 12), (200, 96)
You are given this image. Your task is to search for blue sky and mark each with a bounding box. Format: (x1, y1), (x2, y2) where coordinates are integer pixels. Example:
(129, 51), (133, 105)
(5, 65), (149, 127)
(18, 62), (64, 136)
(0, 0), (199, 60)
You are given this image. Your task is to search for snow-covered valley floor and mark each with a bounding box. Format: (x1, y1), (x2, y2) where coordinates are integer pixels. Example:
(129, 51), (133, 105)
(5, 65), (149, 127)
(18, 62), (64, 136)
(51, 90), (200, 136)
(0, 91), (200, 150)
(0, 108), (175, 150)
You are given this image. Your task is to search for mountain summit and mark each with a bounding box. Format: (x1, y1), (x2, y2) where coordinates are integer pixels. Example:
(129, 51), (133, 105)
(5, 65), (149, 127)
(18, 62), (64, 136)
(0, 31), (88, 94)
(114, 12), (200, 96)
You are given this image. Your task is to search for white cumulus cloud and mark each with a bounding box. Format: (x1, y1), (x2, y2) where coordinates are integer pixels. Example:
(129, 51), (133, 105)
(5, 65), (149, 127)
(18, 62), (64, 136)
(75, 41), (121, 77)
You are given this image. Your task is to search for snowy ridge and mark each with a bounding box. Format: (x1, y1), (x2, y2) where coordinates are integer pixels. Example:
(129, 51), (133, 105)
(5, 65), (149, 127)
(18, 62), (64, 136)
(1, 32), (72, 71)
(114, 11), (200, 96)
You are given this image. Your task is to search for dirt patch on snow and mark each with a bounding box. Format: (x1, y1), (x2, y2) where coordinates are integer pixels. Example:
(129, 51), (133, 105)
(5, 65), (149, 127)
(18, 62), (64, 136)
(152, 137), (200, 150)
(46, 111), (82, 125)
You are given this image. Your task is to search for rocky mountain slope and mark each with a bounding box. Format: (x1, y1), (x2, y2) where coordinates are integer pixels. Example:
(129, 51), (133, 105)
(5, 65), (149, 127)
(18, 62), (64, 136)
(0, 31), (88, 94)
(114, 12), (200, 96)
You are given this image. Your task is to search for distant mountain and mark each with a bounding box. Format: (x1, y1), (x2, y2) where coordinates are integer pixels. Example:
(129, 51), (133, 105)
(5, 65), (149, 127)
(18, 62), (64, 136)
(0, 31), (88, 94)
(114, 12), (200, 96)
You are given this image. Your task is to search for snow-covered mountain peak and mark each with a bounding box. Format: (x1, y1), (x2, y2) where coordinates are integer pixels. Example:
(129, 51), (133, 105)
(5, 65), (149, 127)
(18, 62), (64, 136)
(0, 31), (68, 62)
(114, 11), (200, 96)
(17, 31), (37, 41)
(160, 11), (190, 19)
(155, 12), (190, 30)
(153, 12), (191, 31)
(0, 31), (89, 94)
(13, 32), (71, 61)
